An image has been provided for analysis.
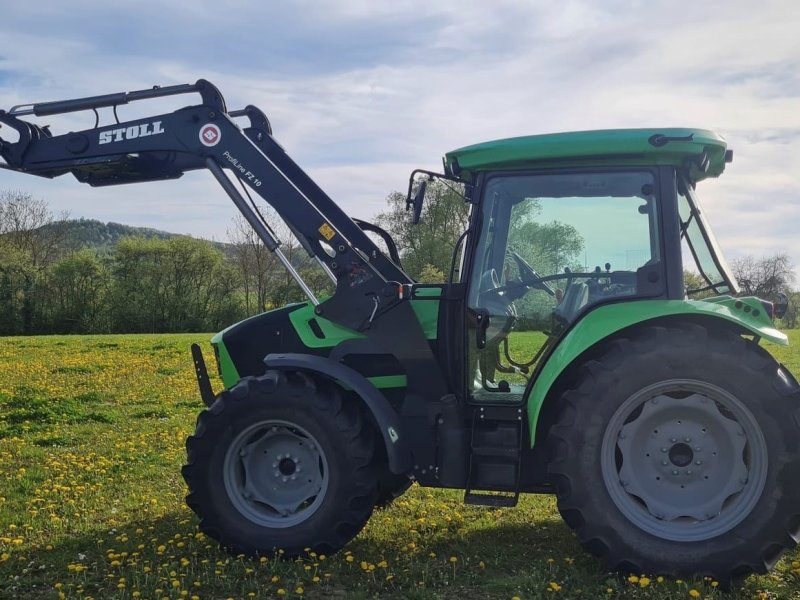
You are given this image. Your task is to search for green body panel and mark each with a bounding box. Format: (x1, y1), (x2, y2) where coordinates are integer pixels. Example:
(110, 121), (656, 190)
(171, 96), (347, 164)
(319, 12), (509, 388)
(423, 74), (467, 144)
(445, 128), (727, 182)
(526, 297), (786, 445)
(289, 293), (441, 349)
(212, 288), (441, 391)
(211, 329), (240, 386)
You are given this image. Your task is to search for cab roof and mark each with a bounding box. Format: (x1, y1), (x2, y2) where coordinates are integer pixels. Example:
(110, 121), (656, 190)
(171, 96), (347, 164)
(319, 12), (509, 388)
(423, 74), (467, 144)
(444, 128), (729, 182)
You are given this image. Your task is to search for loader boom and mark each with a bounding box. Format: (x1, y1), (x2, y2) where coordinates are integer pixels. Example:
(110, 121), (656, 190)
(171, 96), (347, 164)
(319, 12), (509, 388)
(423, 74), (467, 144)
(0, 78), (450, 434)
(0, 80), (422, 318)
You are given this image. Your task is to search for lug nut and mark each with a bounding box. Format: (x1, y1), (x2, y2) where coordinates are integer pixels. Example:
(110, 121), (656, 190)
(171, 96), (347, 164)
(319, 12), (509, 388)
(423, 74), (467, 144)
(695, 460), (702, 465)
(661, 447), (668, 453)
(684, 437), (691, 442)
(672, 470), (679, 476)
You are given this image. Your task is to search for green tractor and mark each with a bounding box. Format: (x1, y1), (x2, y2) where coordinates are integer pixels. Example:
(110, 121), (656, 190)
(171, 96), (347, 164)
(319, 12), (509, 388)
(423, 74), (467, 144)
(1, 81), (798, 582)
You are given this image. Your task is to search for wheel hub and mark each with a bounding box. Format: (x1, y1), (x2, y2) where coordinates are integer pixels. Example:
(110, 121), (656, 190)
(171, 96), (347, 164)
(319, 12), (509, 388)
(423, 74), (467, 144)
(223, 421), (329, 528)
(602, 380), (767, 542)
(278, 457), (297, 476)
(668, 442), (693, 468)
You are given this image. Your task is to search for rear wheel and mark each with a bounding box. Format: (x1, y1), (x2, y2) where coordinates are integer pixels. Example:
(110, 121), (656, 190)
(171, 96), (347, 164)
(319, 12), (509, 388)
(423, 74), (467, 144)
(182, 371), (378, 557)
(547, 323), (800, 582)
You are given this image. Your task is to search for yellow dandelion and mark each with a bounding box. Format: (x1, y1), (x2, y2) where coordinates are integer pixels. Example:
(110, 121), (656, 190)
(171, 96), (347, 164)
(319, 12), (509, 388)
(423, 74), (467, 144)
(639, 577), (651, 588)
(688, 590), (700, 598)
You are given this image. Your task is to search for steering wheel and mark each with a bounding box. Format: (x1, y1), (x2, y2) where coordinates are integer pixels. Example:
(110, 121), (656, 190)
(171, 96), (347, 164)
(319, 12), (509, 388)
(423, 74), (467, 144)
(502, 249), (556, 297)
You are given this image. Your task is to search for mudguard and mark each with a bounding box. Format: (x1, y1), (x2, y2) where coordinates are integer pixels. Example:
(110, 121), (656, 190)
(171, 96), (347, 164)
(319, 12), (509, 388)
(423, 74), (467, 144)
(264, 353), (411, 474)
(528, 297), (787, 445)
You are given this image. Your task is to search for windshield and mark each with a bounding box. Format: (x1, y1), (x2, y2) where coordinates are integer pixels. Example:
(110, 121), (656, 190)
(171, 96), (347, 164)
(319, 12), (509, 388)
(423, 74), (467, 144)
(677, 174), (738, 296)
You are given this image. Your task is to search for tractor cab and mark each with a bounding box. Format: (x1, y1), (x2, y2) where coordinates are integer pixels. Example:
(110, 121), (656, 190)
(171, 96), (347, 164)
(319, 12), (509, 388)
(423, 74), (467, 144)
(421, 129), (743, 404)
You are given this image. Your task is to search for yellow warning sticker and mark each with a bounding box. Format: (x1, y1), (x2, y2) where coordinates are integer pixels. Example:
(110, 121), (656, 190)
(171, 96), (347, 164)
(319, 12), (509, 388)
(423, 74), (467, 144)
(318, 223), (336, 241)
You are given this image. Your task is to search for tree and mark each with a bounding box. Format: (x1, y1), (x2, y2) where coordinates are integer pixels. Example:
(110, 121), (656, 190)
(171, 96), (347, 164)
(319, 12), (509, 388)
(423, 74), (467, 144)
(227, 211), (333, 314)
(45, 249), (110, 333)
(730, 253), (796, 302)
(0, 191), (69, 333)
(111, 236), (244, 333)
(375, 180), (470, 280)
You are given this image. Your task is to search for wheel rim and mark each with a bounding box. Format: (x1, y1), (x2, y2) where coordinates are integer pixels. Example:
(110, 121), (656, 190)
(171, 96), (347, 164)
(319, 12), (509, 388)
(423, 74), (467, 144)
(223, 420), (329, 528)
(600, 379), (768, 542)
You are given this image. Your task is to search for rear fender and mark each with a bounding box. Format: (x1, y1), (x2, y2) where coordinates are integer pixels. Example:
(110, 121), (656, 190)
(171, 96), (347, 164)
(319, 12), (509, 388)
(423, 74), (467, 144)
(528, 297), (787, 446)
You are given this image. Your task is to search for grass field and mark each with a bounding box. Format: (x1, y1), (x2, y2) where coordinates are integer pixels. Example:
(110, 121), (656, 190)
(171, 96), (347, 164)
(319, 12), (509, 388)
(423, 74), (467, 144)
(0, 332), (799, 599)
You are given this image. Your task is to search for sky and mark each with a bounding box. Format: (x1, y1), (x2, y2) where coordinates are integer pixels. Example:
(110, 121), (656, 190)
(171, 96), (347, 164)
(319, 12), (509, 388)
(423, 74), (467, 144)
(1, 1), (799, 268)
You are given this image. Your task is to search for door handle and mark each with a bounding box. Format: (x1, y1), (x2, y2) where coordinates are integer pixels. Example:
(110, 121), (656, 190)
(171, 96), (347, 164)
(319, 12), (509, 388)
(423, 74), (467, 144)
(475, 308), (490, 349)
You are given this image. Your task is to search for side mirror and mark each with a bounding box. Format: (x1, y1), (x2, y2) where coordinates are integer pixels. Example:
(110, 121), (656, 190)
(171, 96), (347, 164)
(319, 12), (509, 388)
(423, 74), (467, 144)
(775, 292), (789, 319)
(407, 179), (427, 224)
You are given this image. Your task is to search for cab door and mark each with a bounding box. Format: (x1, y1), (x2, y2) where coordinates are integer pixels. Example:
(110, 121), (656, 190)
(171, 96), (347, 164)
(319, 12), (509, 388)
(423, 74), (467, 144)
(464, 169), (666, 404)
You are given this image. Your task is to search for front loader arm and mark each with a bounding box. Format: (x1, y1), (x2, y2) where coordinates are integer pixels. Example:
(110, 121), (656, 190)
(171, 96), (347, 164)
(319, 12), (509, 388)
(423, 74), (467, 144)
(0, 79), (411, 326)
(0, 80), (450, 454)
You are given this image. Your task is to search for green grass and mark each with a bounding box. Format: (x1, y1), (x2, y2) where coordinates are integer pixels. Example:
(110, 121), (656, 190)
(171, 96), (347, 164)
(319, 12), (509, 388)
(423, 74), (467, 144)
(0, 332), (798, 599)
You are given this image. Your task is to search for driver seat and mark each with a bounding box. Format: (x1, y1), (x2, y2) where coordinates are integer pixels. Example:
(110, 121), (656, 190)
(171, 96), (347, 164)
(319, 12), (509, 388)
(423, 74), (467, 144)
(553, 282), (589, 323)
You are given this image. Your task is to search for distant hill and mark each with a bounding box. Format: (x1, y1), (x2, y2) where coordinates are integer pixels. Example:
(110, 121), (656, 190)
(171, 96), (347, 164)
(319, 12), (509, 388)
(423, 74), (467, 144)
(39, 218), (231, 254)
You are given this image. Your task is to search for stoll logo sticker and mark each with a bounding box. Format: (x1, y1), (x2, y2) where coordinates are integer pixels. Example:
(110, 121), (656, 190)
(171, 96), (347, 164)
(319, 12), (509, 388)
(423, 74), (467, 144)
(199, 123), (221, 147)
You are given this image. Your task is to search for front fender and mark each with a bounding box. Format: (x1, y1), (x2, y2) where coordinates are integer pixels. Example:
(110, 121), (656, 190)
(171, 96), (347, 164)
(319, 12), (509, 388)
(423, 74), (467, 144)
(527, 297), (787, 445)
(264, 353), (411, 474)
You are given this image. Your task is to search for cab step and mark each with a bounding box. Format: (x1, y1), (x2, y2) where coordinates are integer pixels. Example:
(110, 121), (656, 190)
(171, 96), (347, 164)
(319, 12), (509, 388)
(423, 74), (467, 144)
(464, 491), (518, 507)
(463, 405), (524, 508)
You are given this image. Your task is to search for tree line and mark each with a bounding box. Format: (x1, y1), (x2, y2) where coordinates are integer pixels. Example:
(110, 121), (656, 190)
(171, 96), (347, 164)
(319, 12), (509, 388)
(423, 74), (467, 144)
(0, 191), (331, 335)
(1, 185), (798, 336)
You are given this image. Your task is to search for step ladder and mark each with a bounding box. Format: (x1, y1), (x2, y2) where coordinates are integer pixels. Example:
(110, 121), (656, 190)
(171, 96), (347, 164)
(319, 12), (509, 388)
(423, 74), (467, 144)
(463, 405), (523, 507)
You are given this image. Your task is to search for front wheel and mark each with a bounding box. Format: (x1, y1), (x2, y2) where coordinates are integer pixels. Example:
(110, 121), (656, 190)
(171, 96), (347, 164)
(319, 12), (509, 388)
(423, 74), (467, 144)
(182, 371), (378, 557)
(547, 323), (800, 582)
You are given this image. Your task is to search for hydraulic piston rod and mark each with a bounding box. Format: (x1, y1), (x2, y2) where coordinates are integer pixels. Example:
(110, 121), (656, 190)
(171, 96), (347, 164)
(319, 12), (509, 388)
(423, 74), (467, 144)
(205, 157), (320, 306)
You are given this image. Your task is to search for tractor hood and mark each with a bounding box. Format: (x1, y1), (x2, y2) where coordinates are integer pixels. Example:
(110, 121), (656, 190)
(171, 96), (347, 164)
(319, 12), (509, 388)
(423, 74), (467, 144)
(445, 128), (729, 182)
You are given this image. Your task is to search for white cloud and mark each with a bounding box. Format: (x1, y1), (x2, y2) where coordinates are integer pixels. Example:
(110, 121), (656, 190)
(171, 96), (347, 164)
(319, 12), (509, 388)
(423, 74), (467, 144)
(1, 0), (799, 271)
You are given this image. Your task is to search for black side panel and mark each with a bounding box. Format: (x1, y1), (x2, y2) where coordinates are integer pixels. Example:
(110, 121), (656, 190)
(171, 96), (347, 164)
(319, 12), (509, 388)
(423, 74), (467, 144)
(222, 304), (326, 379)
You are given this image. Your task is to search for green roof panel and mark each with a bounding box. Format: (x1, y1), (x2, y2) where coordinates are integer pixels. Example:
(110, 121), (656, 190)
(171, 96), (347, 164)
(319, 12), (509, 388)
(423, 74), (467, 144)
(445, 128), (728, 181)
